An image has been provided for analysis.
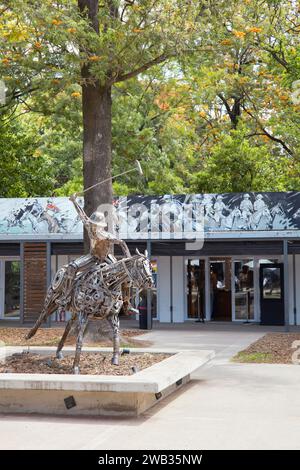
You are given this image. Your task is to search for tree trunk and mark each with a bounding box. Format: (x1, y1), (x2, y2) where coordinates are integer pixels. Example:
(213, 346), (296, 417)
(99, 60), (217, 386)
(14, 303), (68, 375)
(78, 0), (113, 252)
(81, 78), (113, 215)
(81, 77), (113, 252)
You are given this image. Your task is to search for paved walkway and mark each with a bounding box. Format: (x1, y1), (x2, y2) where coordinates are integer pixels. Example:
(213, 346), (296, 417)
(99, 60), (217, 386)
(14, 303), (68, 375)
(1, 323), (300, 450)
(130, 321), (268, 359)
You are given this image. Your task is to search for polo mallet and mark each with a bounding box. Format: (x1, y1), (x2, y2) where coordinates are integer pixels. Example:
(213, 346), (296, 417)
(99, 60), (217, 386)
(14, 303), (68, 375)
(73, 160), (143, 198)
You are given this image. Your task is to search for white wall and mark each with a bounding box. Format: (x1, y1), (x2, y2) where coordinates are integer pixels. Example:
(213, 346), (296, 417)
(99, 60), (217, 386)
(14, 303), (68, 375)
(171, 257), (185, 323)
(286, 254), (300, 325)
(156, 256), (185, 323)
(288, 254), (294, 325)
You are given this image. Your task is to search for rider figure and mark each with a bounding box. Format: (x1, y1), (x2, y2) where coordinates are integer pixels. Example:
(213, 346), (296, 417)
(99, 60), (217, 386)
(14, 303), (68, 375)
(70, 193), (130, 259)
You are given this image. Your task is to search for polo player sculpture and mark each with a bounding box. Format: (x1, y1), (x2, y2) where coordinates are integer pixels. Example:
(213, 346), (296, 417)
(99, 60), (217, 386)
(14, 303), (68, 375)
(26, 162), (153, 374)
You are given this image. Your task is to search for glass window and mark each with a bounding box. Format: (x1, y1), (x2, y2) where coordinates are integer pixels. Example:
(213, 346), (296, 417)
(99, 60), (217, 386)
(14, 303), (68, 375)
(262, 267), (281, 299)
(259, 258), (280, 264)
(210, 261), (225, 289)
(5, 260), (20, 318)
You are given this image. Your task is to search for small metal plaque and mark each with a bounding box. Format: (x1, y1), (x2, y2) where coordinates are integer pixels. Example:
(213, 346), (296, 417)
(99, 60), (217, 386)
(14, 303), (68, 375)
(64, 395), (77, 409)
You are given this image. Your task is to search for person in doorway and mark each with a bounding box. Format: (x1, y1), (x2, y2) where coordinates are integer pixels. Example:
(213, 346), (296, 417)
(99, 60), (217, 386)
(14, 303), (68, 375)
(138, 289), (149, 329)
(238, 265), (250, 290)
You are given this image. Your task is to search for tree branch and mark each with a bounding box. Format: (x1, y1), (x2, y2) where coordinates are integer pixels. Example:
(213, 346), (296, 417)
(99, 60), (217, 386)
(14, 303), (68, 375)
(243, 106), (293, 156)
(112, 52), (173, 84)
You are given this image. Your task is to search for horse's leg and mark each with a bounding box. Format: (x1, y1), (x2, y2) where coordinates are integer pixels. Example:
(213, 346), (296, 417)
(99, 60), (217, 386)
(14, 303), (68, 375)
(109, 314), (120, 366)
(73, 312), (88, 374)
(56, 315), (76, 359)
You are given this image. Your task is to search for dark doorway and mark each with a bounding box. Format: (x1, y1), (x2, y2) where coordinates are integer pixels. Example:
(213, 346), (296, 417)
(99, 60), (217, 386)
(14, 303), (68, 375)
(210, 258), (232, 321)
(186, 259), (205, 320)
(260, 263), (284, 325)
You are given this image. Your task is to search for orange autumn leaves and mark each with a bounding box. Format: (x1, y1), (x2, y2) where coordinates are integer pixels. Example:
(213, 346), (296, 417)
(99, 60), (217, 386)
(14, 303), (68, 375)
(220, 26), (263, 45)
(233, 27), (262, 38)
(154, 90), (179, 111)
(51, 18), (76, 34)
(88, 55), (102, 62)
(248, 27), (263, 33)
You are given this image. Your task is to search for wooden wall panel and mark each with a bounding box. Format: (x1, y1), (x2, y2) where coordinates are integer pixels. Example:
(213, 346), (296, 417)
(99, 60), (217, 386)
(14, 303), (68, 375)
(23, 243), (47, 323)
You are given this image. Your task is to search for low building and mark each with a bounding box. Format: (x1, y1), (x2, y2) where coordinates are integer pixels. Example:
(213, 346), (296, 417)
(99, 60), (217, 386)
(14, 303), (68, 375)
(0, 191), (300, 326)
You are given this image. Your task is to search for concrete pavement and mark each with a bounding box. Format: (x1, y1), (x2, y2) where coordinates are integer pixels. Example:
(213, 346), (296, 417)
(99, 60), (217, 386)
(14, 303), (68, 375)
(0, 322), (300, 450)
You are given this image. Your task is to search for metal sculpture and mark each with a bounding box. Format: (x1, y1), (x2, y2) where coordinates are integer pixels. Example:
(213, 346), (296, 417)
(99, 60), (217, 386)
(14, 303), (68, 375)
(26, 250), (153, 373)
(26, 160), (153, 373)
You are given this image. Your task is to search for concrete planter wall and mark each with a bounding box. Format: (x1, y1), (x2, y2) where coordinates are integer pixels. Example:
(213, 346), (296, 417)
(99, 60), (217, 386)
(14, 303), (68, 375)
(0, 347), (214, 417)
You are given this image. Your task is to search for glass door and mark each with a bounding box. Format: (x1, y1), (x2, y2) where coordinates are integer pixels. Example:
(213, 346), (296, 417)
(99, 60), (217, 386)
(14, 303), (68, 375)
(233, 259), (254, 321)
(210, 258), (232, 321)
(186, 259), (205, 320)
(260, 263), (284, 325)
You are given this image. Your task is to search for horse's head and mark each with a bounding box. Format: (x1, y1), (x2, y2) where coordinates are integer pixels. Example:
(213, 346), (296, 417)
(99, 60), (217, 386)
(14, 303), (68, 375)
(130, 249), (154, 290)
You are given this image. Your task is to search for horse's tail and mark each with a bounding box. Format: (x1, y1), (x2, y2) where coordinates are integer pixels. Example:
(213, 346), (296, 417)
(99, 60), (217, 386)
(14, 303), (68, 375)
(25, 292), (57, 340)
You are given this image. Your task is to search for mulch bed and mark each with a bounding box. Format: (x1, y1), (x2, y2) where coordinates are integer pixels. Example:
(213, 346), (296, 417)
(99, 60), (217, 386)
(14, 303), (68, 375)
(0, 351), (170, 375)
(0, 327), (149, 348)
(233, 333), (300, 364)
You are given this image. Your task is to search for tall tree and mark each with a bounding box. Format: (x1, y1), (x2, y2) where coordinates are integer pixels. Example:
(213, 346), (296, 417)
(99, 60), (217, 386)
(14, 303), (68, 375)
(0, 0), (204, 216)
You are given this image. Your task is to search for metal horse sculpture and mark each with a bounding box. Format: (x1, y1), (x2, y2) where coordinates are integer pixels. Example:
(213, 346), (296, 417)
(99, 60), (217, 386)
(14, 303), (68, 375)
(26, 251), (153, 373)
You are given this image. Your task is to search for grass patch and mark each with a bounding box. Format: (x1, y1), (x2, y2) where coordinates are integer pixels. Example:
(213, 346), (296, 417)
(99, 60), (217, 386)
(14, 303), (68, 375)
(232, 332), (300, 364)
(232, 351), (274, 363)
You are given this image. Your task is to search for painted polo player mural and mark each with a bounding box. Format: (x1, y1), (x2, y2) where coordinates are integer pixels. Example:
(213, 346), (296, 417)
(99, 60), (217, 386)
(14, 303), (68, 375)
(1, 191), (300, 237)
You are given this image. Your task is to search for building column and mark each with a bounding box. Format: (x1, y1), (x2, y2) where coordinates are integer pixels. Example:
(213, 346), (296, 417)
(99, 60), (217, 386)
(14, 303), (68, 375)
(20, 242), (24, 323)
(46, 241), (52, 327)
(0, 260), (5, 318)
(283, 239), (289, 332)
(146, 239), (152, 330)
(205, 258), (211, 320)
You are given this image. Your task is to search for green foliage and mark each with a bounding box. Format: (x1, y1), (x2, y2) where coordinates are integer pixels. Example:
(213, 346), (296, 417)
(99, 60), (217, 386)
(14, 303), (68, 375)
(1, 1), (300, 197)
(191, 128), (290, 193)
(0, 119), (54, 197)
